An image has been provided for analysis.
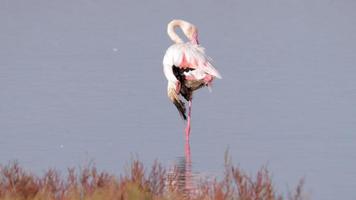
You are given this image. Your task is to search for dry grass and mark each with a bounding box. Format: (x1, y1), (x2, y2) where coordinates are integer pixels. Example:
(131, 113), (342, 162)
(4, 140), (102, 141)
(0, 159), (306, 200)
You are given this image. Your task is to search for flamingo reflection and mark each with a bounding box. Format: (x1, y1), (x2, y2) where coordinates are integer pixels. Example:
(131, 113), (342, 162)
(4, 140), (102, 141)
(176, 140), (194, 198)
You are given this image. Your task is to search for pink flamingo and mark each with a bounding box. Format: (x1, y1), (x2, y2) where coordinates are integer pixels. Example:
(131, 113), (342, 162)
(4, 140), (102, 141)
(163, 19), (221, 141)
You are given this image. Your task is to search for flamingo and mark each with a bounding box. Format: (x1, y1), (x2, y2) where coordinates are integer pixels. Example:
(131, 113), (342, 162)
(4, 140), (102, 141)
(163, 19), (222, 141)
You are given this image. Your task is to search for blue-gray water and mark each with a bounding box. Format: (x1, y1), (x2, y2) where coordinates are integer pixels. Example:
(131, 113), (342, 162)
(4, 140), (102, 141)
(1, 1), (356, 199)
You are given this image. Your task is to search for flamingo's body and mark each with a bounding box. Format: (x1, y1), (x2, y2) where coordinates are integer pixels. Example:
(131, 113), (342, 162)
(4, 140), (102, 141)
(163, 19), (221, 141)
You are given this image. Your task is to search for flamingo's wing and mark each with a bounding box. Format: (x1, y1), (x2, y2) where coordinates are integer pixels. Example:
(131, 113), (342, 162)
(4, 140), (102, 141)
(164, 43), (221, 80)
(163, 45), (183, 83)
(163, 45), (187, 120)
(167, 82), (187, 120)
(183, 44), (222, 79)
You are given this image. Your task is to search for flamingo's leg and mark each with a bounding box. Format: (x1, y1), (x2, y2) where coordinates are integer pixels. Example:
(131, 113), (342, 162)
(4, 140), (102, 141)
(185, 100), (192, 141)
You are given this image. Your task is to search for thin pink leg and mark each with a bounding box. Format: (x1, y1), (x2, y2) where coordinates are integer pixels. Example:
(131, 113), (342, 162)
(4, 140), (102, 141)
(185, 100), (192, 141)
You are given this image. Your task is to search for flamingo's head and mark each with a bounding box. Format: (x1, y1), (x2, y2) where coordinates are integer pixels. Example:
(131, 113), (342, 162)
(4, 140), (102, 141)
(192, 30), (199, 45)
(183, 25), (199, 45)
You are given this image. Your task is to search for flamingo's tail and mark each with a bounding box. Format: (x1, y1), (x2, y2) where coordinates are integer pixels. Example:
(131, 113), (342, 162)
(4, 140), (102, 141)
(168, 86), (187, 120)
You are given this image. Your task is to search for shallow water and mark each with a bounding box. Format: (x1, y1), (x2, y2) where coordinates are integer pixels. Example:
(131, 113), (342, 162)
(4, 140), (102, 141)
(1, 1), (356, 199)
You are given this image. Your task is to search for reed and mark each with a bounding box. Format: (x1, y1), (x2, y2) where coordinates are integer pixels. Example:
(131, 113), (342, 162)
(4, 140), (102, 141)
(0, 159), (306, 200)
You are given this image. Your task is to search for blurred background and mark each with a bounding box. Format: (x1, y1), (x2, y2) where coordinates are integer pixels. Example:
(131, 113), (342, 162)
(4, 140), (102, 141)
(1, 0), (356, 199)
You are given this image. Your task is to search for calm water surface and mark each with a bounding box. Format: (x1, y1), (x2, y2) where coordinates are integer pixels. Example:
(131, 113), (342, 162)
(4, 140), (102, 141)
(1, 1), (356, 199)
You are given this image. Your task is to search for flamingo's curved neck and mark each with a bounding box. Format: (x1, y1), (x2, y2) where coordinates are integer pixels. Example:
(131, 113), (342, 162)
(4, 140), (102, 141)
(167, 19), (197, 44)
(167, 20), (184, 44)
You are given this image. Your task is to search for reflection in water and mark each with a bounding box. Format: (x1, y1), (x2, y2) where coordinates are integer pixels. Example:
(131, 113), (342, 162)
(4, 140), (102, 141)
(176, 141), (194, 198)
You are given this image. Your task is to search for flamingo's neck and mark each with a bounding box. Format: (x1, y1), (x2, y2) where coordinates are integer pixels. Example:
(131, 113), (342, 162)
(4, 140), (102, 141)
(168, 19), (198, 44)
(167, 20), (184, 44)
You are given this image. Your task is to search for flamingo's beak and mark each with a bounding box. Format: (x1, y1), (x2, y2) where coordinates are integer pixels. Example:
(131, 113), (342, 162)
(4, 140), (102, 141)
(192, 37), (199, 45)
(192, 32), (199, 45)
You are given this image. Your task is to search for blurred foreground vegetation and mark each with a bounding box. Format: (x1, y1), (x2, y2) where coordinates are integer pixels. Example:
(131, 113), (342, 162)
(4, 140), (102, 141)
(0, 158), (306, 200)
